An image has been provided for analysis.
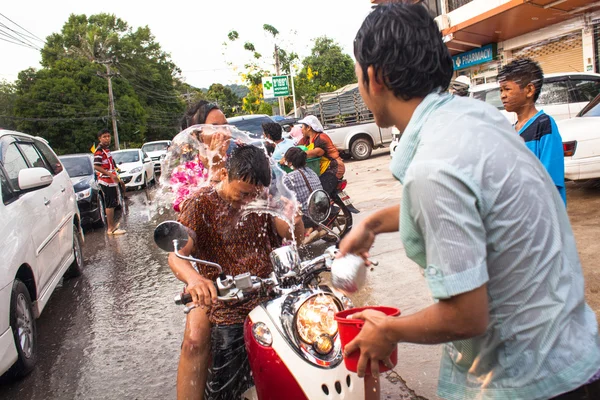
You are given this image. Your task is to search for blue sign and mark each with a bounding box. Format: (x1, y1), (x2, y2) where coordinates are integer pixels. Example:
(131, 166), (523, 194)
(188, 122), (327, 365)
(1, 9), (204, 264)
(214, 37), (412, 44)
(452, 44), (497, 71)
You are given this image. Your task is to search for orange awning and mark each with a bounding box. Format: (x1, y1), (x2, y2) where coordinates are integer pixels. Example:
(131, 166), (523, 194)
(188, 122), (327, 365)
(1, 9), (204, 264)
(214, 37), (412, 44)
(443, 0), (600, 55)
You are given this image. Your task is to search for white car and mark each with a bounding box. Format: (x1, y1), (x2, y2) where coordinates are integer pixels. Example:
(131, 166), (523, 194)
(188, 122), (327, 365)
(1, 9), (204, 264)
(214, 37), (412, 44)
(389, 127), (401, 158)
(558, 94), (600, 181)
(0, 130), (83, 379)
(112, 149), (155, 190)
(141, 140), (171, 174)
(470, 72), (600, 124)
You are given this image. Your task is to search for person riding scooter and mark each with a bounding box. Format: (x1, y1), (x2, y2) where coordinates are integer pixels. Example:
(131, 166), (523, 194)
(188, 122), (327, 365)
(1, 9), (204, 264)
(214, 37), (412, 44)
(296, 115), (345, 196)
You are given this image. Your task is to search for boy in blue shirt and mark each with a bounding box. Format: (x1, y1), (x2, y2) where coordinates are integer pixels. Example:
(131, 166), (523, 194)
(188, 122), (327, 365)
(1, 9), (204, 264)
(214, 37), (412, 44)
(499, 58), (567, 204)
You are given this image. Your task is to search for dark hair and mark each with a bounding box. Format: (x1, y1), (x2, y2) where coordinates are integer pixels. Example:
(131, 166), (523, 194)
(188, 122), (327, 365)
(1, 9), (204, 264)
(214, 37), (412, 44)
(498, 58), (544, 102)
(97, 128), (110, 139)
(262, 122), (283, 141)
(226, 145), (271, 187)
(284, 147), (307, 169)
(354, 3), (453, 101)
(180, 100), (221, 130)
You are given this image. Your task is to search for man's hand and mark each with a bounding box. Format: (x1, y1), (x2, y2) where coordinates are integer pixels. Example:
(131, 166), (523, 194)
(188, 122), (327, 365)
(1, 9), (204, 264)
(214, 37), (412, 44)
(343, 309), (397, 378)
(337, 220), (376, 262)
(185, 275), (218, 307)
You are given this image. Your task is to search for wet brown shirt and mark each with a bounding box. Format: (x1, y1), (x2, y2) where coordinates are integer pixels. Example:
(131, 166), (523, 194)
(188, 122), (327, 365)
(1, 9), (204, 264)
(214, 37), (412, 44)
(178, 187), (282, 325)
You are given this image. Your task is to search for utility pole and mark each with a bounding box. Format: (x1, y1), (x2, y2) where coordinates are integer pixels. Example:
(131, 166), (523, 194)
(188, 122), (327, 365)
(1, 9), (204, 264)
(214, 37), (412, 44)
(274, 44), (286, 116)
(96, 59), (120, 150)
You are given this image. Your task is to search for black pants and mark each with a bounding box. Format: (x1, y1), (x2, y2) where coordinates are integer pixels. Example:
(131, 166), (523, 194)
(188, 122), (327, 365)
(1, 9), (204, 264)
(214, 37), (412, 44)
(204, 324), (253, 400)
(319, 172), (338, 196)
(551, 378), (600, 400)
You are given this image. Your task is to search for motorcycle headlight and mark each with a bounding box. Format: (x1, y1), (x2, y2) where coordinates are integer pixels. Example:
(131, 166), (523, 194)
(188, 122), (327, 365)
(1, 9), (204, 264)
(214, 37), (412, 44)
(76, 188), (92, 200)
(130, 166), (143, 174)
(295, 295), (339, 345)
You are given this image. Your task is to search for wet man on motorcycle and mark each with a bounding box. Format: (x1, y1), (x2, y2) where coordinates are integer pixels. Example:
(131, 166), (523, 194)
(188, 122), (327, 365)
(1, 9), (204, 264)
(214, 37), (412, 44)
(297, 115), (345, 196)
(169, 145), (303, 400)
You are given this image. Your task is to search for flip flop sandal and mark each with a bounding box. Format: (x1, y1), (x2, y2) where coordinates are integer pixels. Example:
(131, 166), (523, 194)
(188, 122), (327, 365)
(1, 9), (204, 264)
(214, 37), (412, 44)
(108, 228), (126, 235)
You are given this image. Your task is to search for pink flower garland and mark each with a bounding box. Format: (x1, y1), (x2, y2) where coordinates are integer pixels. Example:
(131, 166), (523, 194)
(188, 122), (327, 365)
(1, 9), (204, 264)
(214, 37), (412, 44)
(170, 159), (208, 212)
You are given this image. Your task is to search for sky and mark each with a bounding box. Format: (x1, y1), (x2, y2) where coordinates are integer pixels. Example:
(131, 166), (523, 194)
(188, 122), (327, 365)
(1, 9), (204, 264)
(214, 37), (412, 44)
(1, 0), (374, 89)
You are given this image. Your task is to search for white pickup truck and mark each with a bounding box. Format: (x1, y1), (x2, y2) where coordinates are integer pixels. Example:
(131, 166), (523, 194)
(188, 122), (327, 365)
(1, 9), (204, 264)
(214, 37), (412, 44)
(308, 84), (393, 160)
(324, 122), (393, 160)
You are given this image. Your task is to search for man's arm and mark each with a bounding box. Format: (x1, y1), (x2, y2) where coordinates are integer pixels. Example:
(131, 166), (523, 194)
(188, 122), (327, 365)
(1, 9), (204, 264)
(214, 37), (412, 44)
(538, 123), (566, 204)
(94, 165), (120, 183)
(274, 214), (304, 244)
(168, 235), (217, 306)
(338, 205), (399, 259)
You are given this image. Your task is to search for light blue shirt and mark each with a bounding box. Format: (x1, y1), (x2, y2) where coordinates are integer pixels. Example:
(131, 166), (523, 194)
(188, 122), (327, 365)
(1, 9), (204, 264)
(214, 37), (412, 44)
(271, 138), (295, 162)
(390, 93), (600, 400)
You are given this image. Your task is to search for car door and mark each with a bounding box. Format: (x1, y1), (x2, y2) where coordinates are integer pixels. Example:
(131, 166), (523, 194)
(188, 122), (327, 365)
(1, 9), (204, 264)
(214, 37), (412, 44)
(567, 76), (600, 118)
(0, 136), (61, 292)
(33, 139), (74, 268)
(537, 79), (571, 121)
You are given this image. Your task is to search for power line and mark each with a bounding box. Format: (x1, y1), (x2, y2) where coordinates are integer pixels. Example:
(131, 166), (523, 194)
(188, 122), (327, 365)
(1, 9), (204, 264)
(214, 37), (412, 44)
(0, 28), (40, 51)
(0, 23), (42, 50)
(0, 13), (46, 44)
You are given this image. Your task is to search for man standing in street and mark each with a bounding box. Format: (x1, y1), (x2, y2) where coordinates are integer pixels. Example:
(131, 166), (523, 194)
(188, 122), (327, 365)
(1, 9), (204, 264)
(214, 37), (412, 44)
(340, 3), (600, 399)
(94, 128), (126, 235)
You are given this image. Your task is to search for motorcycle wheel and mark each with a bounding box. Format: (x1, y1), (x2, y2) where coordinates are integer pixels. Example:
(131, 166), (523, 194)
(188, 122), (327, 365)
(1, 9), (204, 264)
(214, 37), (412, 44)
(323, 201), (352, 242)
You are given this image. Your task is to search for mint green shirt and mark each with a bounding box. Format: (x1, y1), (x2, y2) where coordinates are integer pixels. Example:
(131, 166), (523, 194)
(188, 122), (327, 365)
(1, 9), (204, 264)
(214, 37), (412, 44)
(390, 93), (600, 399)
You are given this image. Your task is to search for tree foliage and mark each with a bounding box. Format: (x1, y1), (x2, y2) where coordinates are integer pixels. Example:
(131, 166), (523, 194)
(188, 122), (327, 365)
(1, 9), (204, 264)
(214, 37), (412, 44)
(294, 37), (357, 104)
(11, 13), (184, 154)
(0, 80), (17, 130)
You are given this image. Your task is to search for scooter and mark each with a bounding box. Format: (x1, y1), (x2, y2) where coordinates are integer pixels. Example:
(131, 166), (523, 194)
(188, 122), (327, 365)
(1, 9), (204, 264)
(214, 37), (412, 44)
(304, 178), (359, 245)
(154, 190), (366, 400)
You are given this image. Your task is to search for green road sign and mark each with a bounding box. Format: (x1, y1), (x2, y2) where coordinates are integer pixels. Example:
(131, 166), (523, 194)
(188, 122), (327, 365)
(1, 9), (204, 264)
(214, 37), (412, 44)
(272, 75), (289, 97)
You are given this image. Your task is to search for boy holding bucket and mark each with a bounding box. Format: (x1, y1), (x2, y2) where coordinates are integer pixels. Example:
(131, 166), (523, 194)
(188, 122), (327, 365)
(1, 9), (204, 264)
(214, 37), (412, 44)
(339, 3), (600, 400)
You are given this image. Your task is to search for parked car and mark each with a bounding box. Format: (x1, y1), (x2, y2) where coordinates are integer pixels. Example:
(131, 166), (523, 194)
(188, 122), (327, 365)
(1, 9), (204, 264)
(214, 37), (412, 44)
(59, 154), (107, 228)
(227, 114), (276, 139)
(0, 129), (83, 379)
(470, 72), (600, 124)
(141, 140), (171, 174)
(112, 149), (155, 190)
(558, 93), (600, 181)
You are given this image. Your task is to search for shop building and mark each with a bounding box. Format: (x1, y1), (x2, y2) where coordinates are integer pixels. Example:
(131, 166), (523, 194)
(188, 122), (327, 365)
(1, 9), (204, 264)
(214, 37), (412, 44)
(433, 0), (600, 85)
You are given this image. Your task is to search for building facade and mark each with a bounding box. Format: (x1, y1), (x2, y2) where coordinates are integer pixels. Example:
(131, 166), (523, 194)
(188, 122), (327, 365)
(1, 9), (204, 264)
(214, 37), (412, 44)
(431, 0), (600, 85)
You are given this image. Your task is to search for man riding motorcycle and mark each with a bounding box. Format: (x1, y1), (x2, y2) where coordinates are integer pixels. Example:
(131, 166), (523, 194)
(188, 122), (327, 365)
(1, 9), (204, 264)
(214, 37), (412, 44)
(168, 145), (303, 400)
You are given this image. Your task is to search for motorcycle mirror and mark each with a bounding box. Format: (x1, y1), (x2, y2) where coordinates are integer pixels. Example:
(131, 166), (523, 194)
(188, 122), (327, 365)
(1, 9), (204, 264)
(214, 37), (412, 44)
(307, 190), (331, 223)
(154, 221), (191, 252)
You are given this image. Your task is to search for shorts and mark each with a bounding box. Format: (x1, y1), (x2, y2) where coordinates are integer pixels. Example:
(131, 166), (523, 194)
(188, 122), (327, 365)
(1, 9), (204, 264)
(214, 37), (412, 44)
(100, 185), (119, 209)
(204, 324), (253, 400)
(319, 172), (338, 196)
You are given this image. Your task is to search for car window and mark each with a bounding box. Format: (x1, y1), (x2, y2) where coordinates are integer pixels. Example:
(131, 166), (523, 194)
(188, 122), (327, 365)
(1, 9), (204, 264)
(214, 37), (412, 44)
(228, 118), (272, 138)
(142, 143), (169, 152)
(537, 81), (569, 105)
(113, 151), (139, 164)
(19, 142), (48, 169)
(569, 79), (600, 103)
(34, 139), (63, 175)
(472, 88), (504, 110)
(61, 157), (93, 177)
(3, 142), (29, 189)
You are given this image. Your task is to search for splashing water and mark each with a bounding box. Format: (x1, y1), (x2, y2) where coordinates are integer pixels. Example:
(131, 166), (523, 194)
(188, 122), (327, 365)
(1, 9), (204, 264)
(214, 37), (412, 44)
(155, 124), (300, 242)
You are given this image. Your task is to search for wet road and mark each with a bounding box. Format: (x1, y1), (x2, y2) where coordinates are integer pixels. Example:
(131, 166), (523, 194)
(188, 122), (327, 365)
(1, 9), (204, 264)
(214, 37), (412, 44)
(0, 186), (185, 399)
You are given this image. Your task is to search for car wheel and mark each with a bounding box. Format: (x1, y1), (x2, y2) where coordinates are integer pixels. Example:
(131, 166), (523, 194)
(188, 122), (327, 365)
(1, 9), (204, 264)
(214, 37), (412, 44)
(350, 138), (372, 160)
(64, 225), (83, 279)
(93, 195), (107, 228)
(5, 279), (37, 379)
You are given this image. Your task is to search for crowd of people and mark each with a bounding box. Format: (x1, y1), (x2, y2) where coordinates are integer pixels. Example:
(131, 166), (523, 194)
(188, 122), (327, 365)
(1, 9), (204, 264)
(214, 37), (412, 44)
(93, 2), (599, 399)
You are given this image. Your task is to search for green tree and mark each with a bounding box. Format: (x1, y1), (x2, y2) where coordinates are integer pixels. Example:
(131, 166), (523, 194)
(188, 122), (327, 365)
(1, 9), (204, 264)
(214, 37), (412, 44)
(36, 13), (184, 146)
(206, 84), (241, 117)
(0, 80), (17, 130)
(295, 37), (357, 104)
(13, 58), (146, 155)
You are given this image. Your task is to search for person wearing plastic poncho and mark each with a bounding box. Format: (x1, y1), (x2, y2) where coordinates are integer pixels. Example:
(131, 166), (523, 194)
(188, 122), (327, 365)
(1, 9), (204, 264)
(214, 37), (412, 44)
(338, 3), (600, 400)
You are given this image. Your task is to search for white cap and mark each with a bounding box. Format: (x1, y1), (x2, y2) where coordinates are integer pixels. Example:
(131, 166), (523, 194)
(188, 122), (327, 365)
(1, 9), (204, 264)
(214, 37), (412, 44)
(454, 75), (471, 87)
(296, 115), (324, 133)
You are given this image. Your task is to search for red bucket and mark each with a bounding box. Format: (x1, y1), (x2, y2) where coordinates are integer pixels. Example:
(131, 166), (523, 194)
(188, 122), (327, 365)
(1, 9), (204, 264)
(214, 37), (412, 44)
(335, 306), (401, 374)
